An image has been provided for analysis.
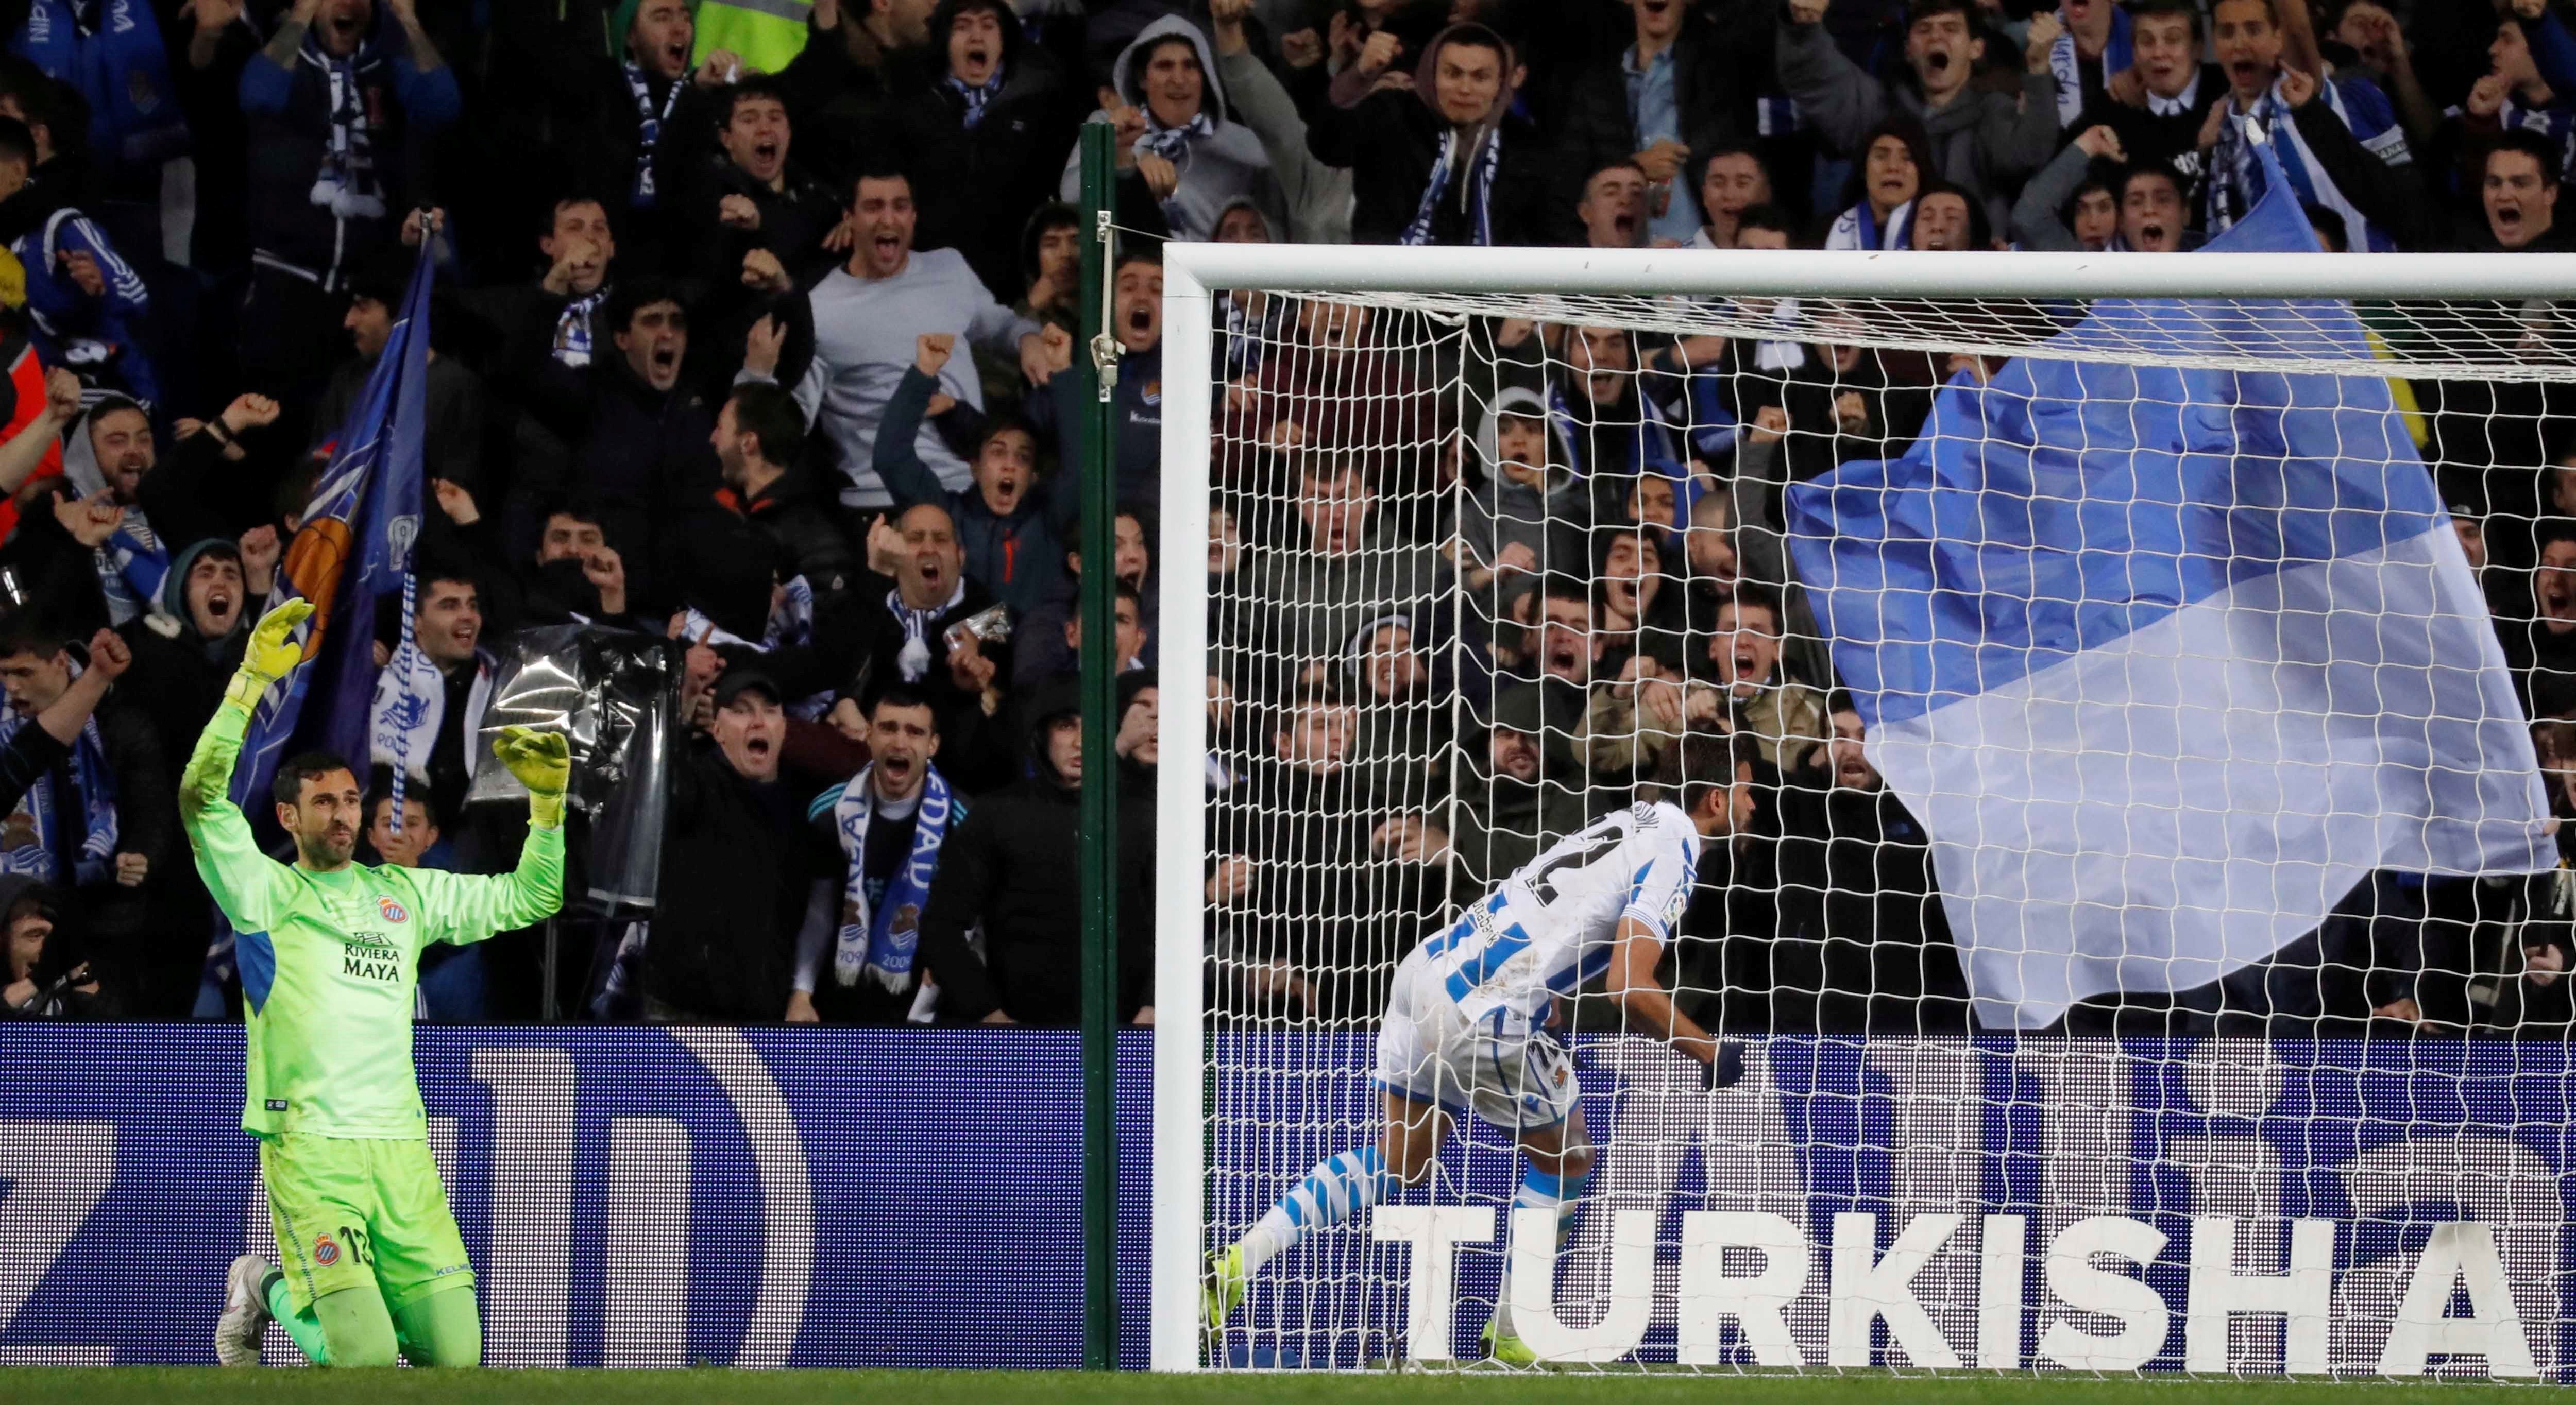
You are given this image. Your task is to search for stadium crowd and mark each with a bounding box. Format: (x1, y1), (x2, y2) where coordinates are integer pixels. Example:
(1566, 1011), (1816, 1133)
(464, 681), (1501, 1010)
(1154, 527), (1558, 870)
(0, 0), (2572, 1035)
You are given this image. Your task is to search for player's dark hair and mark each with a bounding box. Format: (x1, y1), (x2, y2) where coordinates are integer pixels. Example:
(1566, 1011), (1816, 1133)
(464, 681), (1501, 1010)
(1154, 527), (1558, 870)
(1659, 730), (1765, 818)
(727, 380), (807, 467)
(275, 751), (357, 809)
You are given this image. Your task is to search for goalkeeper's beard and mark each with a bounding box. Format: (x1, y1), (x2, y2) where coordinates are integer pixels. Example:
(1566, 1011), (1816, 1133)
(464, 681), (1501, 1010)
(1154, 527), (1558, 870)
(295, 823), (359, 871)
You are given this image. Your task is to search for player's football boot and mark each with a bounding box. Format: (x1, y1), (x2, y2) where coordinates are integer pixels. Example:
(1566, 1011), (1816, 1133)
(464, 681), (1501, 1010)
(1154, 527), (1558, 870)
(213, 1253), (276, 1367)
(1480, 1315), (1538, 1366)
(1202, 1243), (1248, 1327)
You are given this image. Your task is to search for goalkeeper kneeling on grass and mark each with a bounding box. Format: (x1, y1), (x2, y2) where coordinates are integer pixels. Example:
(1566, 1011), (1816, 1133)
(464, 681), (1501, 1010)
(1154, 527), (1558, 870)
(192, 600), (569, 1368)
(1207, 731), (1759, 1363)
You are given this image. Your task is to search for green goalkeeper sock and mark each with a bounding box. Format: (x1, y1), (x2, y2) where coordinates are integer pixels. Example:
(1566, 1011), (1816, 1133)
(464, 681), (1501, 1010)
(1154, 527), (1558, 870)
(262, 1272), (331, 1366)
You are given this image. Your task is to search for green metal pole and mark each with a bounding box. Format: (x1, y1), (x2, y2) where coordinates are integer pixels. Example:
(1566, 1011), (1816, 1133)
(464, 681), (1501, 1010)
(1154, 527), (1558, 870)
(1075, 116), (1121, 1373)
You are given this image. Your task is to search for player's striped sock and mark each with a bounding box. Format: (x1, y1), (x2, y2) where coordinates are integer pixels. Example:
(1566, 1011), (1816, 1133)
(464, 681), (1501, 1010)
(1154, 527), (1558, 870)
(263, 1270), (332, 1366)
(1241, 1145), (1387, 1275)
(1491, 1164), (1589, 1341)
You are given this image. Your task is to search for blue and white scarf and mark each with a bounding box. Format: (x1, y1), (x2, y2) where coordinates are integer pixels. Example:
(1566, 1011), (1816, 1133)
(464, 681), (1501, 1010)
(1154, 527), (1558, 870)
(1133, 109), (1212, 162)
(831, 763), (959, 990)
(679, 575), (832, 718)
(307, 43), (383, 221)
(624, 61), (683, 208)
(0, 681), (116, 887)
(554, 284), (610, 368)
(1824, 198), (1912, 251)
(93, 509), (165, 626)
(369, 643), (492, 784)
(2049, 3), (2134, 127)
(1400, 126), (1501, 247)
(948, 64), (1006, 128)
(2206, 73), (2409, 251)
(886, 578), (964, 684)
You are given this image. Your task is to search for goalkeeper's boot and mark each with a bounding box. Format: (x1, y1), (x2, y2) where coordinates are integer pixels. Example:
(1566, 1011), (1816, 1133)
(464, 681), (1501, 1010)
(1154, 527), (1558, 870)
(1480, 1314), (1538, 1366)
(213, 1253), (276, 1367)
(1201, 1243), (1248, 1328)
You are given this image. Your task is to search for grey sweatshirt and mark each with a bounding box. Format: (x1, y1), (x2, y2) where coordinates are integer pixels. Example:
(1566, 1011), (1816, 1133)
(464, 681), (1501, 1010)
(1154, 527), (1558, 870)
(749, 249), (1042, 509)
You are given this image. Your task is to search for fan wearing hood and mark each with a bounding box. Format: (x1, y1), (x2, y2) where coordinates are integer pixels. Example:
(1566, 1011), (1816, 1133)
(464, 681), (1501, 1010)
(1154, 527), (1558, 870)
(912, 673), (1155, 1023)
(1449, 385), (1586, 620)
(114, 536), (253, 751)
(1057, 15), (1286, 245)
(892, 0), (1086, 302)
(1, 390), (243, 634)
(1304, 22), (1562, 247)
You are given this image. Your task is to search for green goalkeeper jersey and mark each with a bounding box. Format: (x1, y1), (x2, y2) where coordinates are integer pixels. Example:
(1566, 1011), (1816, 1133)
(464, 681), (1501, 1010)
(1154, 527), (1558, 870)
(179, 700), (565, 1139)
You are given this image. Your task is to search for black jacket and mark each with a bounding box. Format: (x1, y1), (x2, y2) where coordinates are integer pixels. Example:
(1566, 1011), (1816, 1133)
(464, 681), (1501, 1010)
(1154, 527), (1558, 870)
(498, 298), (718, 618)
(239, 19), (458, 282)
(645, 745), (827, 1021)
(1773, 778), (1967, 1035)
(843, 568), (1016, 790)
(1306, 91), (1562, 247)
(913, 681), (1154, 1022)
(665, 465), (861, 703)
(887, 4), (1088, 302)
(1552, 25), (1748, 204)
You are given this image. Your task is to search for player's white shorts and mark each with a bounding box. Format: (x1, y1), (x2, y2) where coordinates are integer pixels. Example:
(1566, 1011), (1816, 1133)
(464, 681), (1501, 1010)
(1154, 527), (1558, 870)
(1370, 945), (1578, 1133)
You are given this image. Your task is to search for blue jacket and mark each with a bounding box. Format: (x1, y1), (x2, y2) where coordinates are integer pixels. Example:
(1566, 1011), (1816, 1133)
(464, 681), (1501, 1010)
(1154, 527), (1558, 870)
(238, 14), (460, 282)
(15, 206), (156, 408)
(875, 366), (1064, 618)
(9, 0), (188, 172)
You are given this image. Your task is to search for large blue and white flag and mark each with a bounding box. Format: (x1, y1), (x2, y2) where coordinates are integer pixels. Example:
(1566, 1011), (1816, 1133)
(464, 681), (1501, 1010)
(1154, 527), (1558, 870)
(1784, 157), (2553, 1030)
(228, 244), (431, 817)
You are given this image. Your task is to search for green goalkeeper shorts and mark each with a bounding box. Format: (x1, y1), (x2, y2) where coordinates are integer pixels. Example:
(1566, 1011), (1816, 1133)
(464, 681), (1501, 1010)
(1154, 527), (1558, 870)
(260, 1133), (474, 1315)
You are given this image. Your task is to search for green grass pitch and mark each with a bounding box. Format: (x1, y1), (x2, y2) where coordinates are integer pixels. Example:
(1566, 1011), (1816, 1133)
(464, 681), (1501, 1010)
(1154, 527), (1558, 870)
(0, 1369), (2509, 1404)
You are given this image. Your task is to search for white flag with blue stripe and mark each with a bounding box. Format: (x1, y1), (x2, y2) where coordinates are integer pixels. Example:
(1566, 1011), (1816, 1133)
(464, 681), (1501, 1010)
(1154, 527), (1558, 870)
(1784, 165), (2554, 1030)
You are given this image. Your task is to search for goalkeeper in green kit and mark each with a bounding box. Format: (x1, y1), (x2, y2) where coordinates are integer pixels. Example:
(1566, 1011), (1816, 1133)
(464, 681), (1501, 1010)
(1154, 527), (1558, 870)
(190, 599), (570, 1369)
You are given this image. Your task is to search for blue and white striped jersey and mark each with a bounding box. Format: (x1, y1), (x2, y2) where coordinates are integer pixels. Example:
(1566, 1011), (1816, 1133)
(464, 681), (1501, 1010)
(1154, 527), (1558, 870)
(1415, 802), (1701, 1021)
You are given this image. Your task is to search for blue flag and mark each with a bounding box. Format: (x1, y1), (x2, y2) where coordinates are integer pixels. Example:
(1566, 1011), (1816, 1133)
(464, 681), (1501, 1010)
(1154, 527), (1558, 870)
(1783, 143), (2552, 1030)
(227, 247), (431, 822)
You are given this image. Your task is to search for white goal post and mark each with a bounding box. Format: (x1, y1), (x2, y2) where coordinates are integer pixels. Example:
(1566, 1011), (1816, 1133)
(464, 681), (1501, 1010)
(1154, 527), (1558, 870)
(1150, 242), (2576, 1376)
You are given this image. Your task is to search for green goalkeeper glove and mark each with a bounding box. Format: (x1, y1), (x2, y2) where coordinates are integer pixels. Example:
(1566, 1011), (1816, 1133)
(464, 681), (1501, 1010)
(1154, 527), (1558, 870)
(223, 598), (314, 712)
(494, 725), (571, 827)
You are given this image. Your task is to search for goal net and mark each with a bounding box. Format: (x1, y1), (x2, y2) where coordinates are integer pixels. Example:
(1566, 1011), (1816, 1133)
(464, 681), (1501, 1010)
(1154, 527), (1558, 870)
(1147, 226), (2576, 1378)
